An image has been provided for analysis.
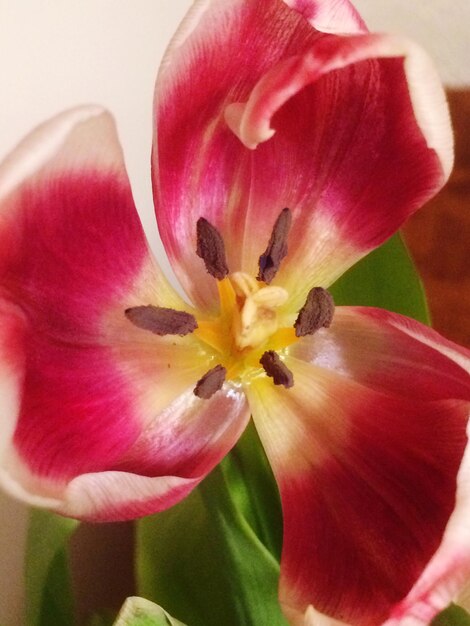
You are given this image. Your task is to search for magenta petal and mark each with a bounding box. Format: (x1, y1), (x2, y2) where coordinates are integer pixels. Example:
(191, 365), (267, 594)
(382, 443), (470, 625)
(246, 324), (470, 625)
(153, 0), (322, 310)
(0, 107), (173, 478)
(0, 107), (250, 520)
(153, 0), (451, 311)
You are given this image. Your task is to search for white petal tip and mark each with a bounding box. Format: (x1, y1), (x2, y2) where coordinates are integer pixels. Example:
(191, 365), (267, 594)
(0, 104), (119, 201)
(224, 101), (275, 149)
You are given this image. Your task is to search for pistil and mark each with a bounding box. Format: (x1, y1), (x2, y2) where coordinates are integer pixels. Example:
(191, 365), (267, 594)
(231, 272), (288, 350)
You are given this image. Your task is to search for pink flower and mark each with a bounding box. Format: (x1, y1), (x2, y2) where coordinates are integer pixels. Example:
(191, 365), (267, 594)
(0, 0), (469, 624)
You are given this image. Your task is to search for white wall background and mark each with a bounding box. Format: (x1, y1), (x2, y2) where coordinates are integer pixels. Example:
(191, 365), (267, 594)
(354, 0), (470, 87)
(0, 2), (468, 625)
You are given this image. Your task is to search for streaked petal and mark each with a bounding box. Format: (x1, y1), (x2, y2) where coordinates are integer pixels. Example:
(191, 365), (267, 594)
(245, 354), (470, 625)
(154, 0), (319, 310)
(223, 32), (452, 312)
(287, 309), (470, 624)
(0, 107), (250, 519)
(153, 0), (451, 311)
(382, 434), (470, 625)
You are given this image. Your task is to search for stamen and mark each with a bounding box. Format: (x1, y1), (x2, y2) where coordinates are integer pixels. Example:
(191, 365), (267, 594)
(259, 350), (294, 388)
(194, 364), (227, 399)
(257, 208), (292, 284)
(196, 217), (229, 280)
(294, 287), (335, 337)
(125, 305), (198, 336)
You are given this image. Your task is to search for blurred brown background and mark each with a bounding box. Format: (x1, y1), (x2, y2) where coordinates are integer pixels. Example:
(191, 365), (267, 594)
(403, 90), (470, 348)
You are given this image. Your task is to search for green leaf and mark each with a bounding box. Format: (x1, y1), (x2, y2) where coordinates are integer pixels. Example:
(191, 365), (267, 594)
(330, 233), (430, 323)
(136, 428), (287, 626)
(220, 420), (282, 560)
(113, 597), (187, 626)
(25, 509), (78, 626)
(432, 604), (470, 626)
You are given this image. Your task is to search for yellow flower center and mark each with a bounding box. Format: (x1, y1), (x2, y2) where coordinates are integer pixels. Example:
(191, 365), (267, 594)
(125, 209), (334, 397)
(194, 272), (298, 382)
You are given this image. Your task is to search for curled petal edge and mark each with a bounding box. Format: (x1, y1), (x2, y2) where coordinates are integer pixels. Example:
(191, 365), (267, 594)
(0, 461), (203, 522)
(225, 33), (453, 180)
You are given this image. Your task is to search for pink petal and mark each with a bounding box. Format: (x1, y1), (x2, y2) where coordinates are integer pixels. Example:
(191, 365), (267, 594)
(245, 336), (470, 625)
(1, 386), (249, 521)
(0, 107), (249, 520)
(153, 0), (451, 311)
(382, 440), (470, 625)
(289, 307), (470, 402)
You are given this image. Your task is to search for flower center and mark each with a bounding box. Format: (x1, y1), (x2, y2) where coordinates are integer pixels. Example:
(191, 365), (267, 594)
(191, 208), (335, 396)
(191, 209), (303, 389)
(125, 208), (335, 399)
(231, 272), (288, 350)
(194, 271), (297, 382)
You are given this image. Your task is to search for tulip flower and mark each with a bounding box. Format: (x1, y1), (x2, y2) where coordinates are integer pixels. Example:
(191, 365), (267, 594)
(0, 0), (469, 625)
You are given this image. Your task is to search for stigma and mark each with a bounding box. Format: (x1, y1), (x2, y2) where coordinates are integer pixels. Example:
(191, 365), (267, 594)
(230, 272), (288, 350)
